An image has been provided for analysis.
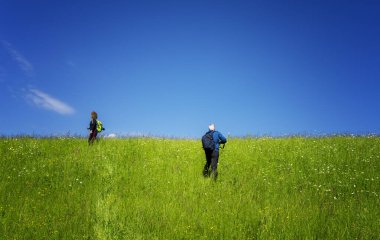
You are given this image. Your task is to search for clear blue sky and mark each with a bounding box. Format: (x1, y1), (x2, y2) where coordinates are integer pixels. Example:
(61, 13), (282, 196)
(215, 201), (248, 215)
(1, 0), (379, 137)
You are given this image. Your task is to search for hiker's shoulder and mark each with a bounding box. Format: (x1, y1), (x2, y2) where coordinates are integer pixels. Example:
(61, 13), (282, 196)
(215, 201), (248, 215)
(213, 131), (222, 136)
(216, 131), (226, 137)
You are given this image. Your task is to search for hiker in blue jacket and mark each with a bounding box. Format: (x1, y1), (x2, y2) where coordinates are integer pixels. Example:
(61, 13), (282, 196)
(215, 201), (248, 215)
(202, 124), (227, 180)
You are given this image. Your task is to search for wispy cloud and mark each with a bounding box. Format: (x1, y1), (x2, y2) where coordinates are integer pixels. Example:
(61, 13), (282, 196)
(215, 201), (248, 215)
(2, 41), (76, 116)
(2, 41), (34, 76)
(26, 88), (75, 115)
(0, 65), (5, 82)
(66, 60), (76, 67)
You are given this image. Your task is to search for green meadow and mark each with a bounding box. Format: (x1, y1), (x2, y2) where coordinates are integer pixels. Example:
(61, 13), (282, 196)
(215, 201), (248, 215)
(0, 137), (379, 239)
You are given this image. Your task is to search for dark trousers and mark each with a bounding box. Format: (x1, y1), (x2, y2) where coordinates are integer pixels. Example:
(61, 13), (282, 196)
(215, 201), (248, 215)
(88, 131), (98, 145)
(203, 150), (219, 179)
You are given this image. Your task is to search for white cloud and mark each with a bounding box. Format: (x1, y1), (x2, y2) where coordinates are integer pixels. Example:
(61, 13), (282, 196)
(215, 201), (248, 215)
(106, 133), (117, 138)
(2, 41), (34, 76)
(2, 41), (75, 116)
(26, 88), (75, 115)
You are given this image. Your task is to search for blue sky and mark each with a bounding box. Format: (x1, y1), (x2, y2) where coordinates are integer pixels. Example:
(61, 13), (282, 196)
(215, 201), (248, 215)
(1, 0), (379, 137)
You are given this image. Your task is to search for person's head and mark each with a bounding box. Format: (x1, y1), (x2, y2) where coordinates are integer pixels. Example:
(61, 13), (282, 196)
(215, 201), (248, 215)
(91, 111), (98, 120)
(208, 123), (215, 131)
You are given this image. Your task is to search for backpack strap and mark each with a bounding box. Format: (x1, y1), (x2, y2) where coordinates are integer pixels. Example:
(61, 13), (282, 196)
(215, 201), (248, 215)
(207, 131), (214, 140)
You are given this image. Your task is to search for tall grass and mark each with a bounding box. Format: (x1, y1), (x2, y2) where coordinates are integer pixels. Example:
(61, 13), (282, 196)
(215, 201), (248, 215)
(0, 137), (379, 239)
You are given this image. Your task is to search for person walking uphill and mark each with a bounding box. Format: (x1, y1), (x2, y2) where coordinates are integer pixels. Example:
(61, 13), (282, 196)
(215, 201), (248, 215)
(88, 111), (98, 145)
(87, 111), (105, 145)
(88, 111), (105, 145)
(202, 124), (227, 180)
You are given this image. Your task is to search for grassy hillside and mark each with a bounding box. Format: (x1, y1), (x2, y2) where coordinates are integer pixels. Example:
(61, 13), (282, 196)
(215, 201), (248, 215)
(0, 137), (379, 239)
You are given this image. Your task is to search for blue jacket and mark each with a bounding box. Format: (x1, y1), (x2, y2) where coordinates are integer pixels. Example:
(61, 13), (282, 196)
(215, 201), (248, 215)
(208, 130), (227, 151)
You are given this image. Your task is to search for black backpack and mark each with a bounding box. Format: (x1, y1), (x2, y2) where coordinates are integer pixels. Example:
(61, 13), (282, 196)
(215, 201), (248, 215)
(202, 131), (215, 151)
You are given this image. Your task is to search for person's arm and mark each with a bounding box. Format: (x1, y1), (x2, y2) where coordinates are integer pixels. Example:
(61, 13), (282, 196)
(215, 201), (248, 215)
(218, 132), (227, 144)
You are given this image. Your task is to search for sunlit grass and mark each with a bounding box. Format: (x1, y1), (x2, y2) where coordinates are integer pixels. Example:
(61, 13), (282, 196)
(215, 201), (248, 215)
(0, 136), (379, 239)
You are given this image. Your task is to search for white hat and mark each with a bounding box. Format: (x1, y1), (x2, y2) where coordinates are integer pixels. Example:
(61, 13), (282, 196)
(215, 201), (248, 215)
(208, 123), (215, 131)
